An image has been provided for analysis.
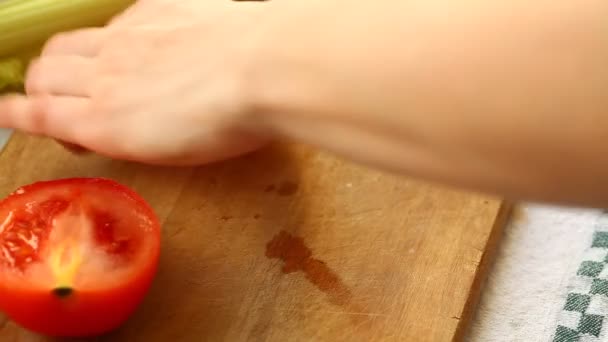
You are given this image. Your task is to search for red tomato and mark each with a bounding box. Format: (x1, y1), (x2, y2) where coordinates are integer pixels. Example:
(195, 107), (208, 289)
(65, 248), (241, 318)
(0, 178), (161, 337)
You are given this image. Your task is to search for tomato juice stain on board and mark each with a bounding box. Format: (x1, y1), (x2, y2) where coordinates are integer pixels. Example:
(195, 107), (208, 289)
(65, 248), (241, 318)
(277, 182), (298, 196)
(264, 181), (299, 196)
(265, 231), (352, 307)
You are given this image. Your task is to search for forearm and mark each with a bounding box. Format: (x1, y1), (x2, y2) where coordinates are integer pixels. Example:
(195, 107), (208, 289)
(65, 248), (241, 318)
(249, 0), (608, 206)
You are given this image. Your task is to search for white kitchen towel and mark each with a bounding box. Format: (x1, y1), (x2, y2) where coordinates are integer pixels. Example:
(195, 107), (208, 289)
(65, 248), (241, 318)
(467, 205), (606, 341)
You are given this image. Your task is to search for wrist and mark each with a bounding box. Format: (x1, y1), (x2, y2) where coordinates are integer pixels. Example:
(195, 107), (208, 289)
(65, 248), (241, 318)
(237, 1), (350, 137)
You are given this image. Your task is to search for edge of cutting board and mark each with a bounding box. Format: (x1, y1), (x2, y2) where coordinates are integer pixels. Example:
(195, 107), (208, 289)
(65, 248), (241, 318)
(454, 201), (513, 342)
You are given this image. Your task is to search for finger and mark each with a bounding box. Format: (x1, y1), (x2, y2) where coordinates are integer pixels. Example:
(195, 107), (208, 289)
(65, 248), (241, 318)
(42, 28), (107, 57)
(0, 94), (90, 143)
(25, 56), (94, 97)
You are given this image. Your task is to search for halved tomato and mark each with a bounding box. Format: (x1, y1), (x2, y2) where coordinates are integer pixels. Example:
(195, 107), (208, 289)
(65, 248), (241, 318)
(0, 177), (161, 337)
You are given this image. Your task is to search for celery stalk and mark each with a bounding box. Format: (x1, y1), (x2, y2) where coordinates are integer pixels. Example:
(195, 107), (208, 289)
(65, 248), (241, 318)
(0, 0), (135, 93)
(0, 46), (40, 93)
(0, 0), (135, 56)
(0, 58), (25, 92)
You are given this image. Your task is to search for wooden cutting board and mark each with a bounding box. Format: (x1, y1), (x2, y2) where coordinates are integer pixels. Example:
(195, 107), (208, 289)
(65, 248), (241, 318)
(0, 133), (510, 342)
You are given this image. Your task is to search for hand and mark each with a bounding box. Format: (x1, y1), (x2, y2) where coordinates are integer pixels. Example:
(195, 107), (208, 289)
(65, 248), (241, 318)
(2, 0), (608, 207)
(0, 1), (271, 165)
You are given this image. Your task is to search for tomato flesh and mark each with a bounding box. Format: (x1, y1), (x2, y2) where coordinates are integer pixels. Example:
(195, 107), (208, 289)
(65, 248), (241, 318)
(0, 198), (65, 272)
(0, 178), (161, 337)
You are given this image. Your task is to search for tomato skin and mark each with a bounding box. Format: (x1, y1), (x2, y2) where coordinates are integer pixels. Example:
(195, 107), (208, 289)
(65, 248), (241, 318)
(0, 178), (161, 337)
(0, 258), (159, 337)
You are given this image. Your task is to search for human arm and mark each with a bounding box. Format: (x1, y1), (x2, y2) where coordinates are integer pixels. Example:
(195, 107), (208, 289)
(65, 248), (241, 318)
(251, 0), (608, 206)
(0, 0), (607, 206)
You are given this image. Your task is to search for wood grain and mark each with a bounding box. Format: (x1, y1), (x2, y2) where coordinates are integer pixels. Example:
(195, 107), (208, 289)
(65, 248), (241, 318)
(0, 133), (510, 342)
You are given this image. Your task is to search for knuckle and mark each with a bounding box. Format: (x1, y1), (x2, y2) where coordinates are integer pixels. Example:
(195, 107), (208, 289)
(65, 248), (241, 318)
(23, 95), (52, 134)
